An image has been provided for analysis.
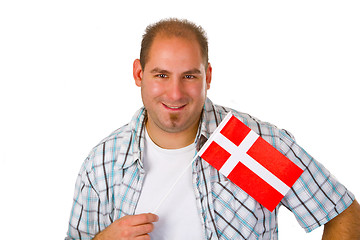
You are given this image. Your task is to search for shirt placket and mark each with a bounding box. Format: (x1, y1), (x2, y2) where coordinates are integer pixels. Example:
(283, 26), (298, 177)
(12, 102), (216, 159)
(193, 157), (220, 240)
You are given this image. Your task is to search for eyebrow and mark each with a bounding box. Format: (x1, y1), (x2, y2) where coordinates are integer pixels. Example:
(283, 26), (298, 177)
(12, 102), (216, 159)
(150, 68), (170, 74)
(183, 68), (202, 75)
(150, 67), (202, 75)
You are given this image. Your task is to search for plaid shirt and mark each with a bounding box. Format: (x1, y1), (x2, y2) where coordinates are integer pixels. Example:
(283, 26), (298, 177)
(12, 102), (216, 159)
(66, 98), (354, 240)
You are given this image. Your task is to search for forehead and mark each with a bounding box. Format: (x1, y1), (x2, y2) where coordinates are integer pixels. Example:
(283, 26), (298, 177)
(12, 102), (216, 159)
(146, 35), (205, 70)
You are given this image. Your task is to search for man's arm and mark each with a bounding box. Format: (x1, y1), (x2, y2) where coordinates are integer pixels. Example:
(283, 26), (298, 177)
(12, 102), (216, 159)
(322, 199), (360, 239)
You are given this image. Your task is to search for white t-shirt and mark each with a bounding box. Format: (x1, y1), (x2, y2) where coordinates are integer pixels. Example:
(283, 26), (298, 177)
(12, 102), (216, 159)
(135, 130), (204, 239)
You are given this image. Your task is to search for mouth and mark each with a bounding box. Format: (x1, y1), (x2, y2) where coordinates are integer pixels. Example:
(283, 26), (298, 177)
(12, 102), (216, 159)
(162, 103), (186, 110)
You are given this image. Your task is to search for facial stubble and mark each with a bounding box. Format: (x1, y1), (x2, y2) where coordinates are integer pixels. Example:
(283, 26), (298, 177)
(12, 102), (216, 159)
(169, 112), (179, 128)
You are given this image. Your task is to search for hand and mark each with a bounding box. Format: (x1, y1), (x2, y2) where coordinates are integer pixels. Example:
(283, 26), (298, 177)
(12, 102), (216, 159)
(93, 213), (159, 240)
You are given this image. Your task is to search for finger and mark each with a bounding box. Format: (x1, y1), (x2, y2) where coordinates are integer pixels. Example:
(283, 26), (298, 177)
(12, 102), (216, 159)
(135, 234), (151, 240)
(132, 222), (155, 236)
(128, 213), (159, 226)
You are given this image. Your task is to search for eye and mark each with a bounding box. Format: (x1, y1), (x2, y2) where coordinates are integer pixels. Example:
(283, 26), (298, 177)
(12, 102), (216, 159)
(184, 75), (195, 79)
(156, 74), (168, 78)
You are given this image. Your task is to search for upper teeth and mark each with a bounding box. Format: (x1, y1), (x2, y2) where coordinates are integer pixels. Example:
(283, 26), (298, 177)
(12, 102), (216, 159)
(168, 106), (181, 109)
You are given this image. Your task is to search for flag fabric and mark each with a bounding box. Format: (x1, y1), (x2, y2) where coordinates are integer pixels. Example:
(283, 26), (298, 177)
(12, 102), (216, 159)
(198, 112), (304, 211)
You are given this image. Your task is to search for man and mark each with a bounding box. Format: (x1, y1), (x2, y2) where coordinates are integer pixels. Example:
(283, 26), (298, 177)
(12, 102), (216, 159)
(66, 18), (360, 239)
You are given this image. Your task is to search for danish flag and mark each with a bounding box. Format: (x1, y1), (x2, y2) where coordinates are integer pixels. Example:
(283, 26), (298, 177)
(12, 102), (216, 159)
(198, 112), (304, 211)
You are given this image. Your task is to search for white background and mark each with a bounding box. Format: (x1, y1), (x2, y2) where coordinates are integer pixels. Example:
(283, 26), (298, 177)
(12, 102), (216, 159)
(1, 1), (359, 239)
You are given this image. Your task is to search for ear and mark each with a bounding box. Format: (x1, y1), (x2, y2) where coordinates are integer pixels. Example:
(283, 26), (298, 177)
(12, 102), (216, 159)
(205, 62), (212, 90)
(133, 59), (143, 87)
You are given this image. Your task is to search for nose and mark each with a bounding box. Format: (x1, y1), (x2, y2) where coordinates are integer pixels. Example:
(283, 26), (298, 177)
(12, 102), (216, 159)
(167, 78), (185, 101)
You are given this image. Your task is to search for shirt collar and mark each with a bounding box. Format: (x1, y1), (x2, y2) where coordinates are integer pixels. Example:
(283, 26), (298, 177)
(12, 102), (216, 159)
(114, 107), (146, 170)
(116, 98), (223, 170)
(195, 98), (224, 151)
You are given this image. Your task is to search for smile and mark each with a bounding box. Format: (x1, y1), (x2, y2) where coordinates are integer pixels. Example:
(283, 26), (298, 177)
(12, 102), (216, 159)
(163, 103), (186, 110)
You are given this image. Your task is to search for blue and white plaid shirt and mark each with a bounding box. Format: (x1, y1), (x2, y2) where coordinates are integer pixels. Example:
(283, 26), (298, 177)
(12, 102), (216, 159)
(66, 98), (354, 239)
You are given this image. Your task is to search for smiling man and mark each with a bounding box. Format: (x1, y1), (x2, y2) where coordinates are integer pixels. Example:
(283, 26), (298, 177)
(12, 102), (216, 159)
(66, 18), (360, 240)
(133, 31), (211, 149)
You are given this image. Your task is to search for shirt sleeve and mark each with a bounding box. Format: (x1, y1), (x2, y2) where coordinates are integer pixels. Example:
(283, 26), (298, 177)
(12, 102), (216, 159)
(278, 129), (355, 233)
(65, 156), (100, 240)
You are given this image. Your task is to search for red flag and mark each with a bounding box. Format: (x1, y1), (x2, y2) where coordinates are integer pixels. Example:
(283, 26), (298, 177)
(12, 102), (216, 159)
(198, 113), (304, 211)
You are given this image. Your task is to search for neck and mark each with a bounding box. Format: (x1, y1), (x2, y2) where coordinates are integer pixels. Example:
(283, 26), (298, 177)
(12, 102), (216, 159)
(145, 120), (199, 149)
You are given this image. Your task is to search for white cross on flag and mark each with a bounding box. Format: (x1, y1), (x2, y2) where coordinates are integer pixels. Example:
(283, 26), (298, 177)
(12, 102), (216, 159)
(198, 112), (304, 212)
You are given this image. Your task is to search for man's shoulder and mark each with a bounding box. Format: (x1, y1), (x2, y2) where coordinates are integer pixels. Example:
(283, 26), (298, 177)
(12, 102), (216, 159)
(211, 102), (279, 133)
(82, 108), (146, 174)
(208, 101), (295, 144)
(89, 107), (145, 157)
(94, 123), (133, 151)
(82, 123), (132, 166)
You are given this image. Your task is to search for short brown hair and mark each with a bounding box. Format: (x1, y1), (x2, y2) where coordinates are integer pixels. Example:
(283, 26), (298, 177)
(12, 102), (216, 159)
(140, 18), (209, 70)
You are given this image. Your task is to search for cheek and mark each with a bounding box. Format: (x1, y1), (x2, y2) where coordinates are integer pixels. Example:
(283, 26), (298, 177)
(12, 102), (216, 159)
(187, 82), (207, 98)
(142, 81), (164, 99)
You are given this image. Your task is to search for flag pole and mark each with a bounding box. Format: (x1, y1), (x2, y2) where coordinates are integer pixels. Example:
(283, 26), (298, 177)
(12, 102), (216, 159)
(152, 112), (234, 213)
(152, 152), (200, 214)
